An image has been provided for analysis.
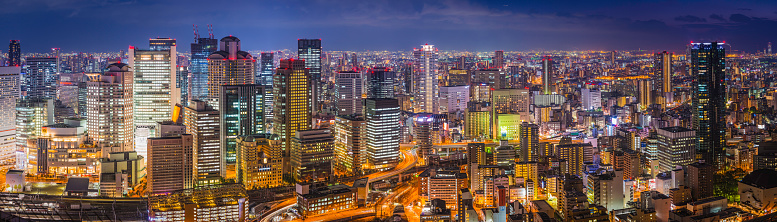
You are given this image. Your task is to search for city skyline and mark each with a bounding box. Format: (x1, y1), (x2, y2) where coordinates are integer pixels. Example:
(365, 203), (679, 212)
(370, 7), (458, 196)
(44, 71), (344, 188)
(2, 0), (777, 53)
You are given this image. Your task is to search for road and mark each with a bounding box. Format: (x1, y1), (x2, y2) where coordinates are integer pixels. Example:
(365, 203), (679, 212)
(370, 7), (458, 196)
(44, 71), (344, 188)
(259, 147), (418, 222)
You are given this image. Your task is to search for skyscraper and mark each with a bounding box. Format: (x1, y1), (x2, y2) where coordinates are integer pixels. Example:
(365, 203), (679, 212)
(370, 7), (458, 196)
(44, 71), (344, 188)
(8, 40), (20, 67)
(493, 50), (504, 69)
(184, 100), (221, 184)
(129, 39), (178, 158)
(273, 59), (311, 170)
(638, 79), (653, 110)
(237, 134), (282, 189)
(542, 56), (553, 95)
(335, 70), (363, 116)
(655, 51), (673, 105)
(207, 36), (255, 108)
(24, 57), (59, 99)
(219, 84), (265, 170)
(15, 98), (54, 170)
(176, 66), (189, 107)
(364, 98), (400, 171)
(149, 37), (177, 50)
(367, 67), (395, 99)
(189, 34), (218, 102)
(520, 122), (539, 162)
(147, 134), (194, 194)
(298, 39), (322, 113)
(413, 44), (440, 113)
(291, 129), (334, 182)
(334, 115), (365, 175)
(86, 63), (134, 157)
(0, 66), (21, 166)
(259, 52), (274, 86)
(657, 127), (696, 173)
(690, 42), (726, 169)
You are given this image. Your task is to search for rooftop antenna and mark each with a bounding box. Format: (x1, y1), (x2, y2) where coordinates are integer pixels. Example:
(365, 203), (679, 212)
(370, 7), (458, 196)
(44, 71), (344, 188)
(208, 24), (214, 39)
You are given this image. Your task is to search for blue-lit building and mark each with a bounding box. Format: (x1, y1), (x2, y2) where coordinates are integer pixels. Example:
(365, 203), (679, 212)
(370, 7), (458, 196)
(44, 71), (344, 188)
(24, 57), (59, 99)
(690, 42), (727, 170)
(298, 39), (322, 113)
(219, 84), (266, 165)
(189, 36), (218, 102)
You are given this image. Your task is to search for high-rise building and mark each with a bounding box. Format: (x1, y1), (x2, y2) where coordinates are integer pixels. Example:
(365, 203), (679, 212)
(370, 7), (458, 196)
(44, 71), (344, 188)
(129, 39), (178, 158)
(189, 34), (218, 102)
(149, 37), (176, 50)
(176, 66), (189, 107)
(687, 162), (714, 200)
(581, 88), (602, 111)
(446, 68), (468, 86)
(291, 129), (334, 182)
(413, 44), (440, 113)
(542, 56), (553, 95)
(610, 51), (617, 66)
(493, 50), (504, 69)
(586, 169), (625, 211)
(184, 100), (221, 185)
(557, 143), (594, 176)
(298, 39), (322, 113)
(259, 52), (274, 86)
(334, 115), (365, 175)
(638, 79), (653, 110)
(237, 134), (282, 189)
(24, 57), (59, 99)
(654, 51), (673, 95)
(86, 63), (134, 157)
(690, 42), (726, 169)
(99, 151), (144, 197)
(367, 67), (395, 99)
(273, 59), (312, 172)
(15, 98), (54, 170)
(147, 134), (194, 194)
(492, 88), (531, 115)
(520, 122), (539, 162)
(657, 127), (696, 173)
(207, 36), (255, 108)
(8, 40), (20, 67)
(219, 84), (265, 169)
(364, 98), (400, 171)
(439, 85), (469, 114)
(472, 69), (506, 89)
(335, 70), (363, 116)
(0, 66), (21, 166)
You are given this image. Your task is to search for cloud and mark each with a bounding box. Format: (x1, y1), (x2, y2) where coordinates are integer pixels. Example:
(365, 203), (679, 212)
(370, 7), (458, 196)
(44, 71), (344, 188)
(709, 14), (727, 21)
(729, 14), (752, 23)
(675, 15), (707, 23)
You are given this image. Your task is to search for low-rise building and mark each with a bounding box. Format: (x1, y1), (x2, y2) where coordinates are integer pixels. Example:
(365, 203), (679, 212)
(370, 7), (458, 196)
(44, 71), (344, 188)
(739, 169), (777, 214)
(296, 183), (357, 218)
(148, 184), (248, 222)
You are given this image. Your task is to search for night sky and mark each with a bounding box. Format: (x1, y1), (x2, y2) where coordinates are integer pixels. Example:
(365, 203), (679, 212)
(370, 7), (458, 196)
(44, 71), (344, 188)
(2, 0), (777, 53)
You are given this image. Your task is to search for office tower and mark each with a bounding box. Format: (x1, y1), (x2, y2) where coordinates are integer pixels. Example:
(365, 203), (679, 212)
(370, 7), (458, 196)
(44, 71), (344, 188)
(147, 134), (194, 194)
(219, 84), (265, 169)
(273, 59), (311, 160)
(520, 122), (539, 162)
(335, 70), (363, 115)
(8, 40), (20, 66)
(690, 42), (726, 169)
(447, 68), (468, 86)
(493, 50), (504, 69)
(184, 100), (221, 185)
(657, 127), (696, 173)
(367, 67), (396, 99)
(334, 115), (365, 175)
(439, 85), (470, 113)
(687, 162), (714, 200)
(492, 88), (531, 116)
(610, 51), (617, 66)
(0, 67), (20, 166)
(413, 44), (440, 113)
(24, 57), (59, 99)
(86, 63), (134, 157)
(581, 88), (602, 111)
(654, 51), (673, 95)
(58, 73), (82, 113)
(415, 114), (434, 162)
(298, 39), (322, 113)
(364, 98), (400, 171)
(542, 56), (553, 95)
(638, 79), (653, 110)
(189, 33), (218, 102)
(176, 66), (189, 107)
(207, 36), (255, 108)
(15, 98), (54, 170)
(472, 69), (506, 89)
(259, 52), (274, 86)
(129, 39), (178, 158)
(291, 129), (334, 182)
(237, 134), (282, 189)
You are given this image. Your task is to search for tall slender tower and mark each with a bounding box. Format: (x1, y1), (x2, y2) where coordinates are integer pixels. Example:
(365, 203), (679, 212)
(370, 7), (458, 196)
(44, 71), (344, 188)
(219, 84), (265, 172)
(655, 51), (673, 105)
(690, 42), (726, 169)
(367, 67), (396, 99)
(542, 56), (553, 95)
(259, 52), (274, 86)
(129, 38), (177, 158)
(335, 70), (363, 116)
(273, 59), (311, 174)
(24, 57), (59, 99)
(0, 66), (21, 166)
(184, 100), (221, 185)
(207, 36), (255, 108)
(520, 122), (539, 162)
(413, 44), (440, 113)
(493, 50), (504, 69)
(189, 31), (218, 102)
(87, 63), (134, 157)
(8, 40), (20, 67)
(298, 39), (322, 114)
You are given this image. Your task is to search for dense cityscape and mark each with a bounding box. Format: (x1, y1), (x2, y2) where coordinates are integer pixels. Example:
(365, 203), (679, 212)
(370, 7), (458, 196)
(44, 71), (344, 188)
(3, 1), (777, 222)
